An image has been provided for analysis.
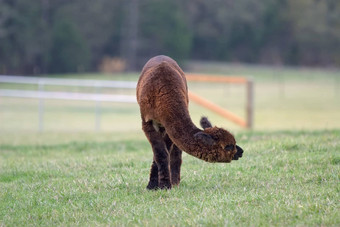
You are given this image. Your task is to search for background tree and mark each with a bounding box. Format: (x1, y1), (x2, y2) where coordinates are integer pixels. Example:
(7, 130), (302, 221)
(0, 0), (339, 74)
(138, 0), (192, 66)
(48, 18), (90, 73)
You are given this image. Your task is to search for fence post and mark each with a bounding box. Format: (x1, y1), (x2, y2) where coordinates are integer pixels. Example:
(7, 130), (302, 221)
(246, 79), (254, 129)
(38, 81), (45, 132)
(335, 75), (339, 98)
(95, 84), (101, 131)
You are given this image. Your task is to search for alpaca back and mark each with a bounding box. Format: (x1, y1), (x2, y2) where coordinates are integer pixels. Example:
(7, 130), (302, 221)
(136, 55), (189, 125)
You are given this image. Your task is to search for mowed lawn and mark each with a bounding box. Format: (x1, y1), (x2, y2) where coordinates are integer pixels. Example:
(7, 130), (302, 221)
(0, 65), (340, 226)
(0, 130), (339, 226)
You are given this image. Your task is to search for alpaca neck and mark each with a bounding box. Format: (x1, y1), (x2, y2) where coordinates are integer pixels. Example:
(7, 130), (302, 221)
(162, 115), (206, 160)
(162, 115), (231, 163)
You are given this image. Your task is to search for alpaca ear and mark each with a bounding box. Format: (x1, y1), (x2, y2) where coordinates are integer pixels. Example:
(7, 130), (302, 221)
(200, 117), (213, 129)
(194, 132), (216, 146)
(224, 145), (234, 151)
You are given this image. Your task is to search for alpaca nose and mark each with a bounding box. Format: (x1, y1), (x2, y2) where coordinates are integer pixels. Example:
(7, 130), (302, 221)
(236, 145), (243, 156)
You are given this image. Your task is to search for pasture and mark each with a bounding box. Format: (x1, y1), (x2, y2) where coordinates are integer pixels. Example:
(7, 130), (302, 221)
(0, 64), (339, 226)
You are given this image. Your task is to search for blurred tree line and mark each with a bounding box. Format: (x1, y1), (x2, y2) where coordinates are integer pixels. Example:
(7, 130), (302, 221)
(0, 0), (339, 74)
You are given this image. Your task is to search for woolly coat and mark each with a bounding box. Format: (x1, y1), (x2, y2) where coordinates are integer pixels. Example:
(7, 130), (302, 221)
(137, 55), (239, 162)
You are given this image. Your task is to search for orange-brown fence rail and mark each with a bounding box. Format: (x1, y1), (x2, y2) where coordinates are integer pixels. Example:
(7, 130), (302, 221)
(186, 73), (254, 129)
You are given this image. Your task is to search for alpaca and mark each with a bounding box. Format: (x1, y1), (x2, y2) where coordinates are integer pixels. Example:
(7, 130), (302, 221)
(136, 55), (243, 190)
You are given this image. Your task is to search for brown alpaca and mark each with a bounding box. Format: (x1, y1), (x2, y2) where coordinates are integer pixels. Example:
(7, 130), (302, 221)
(136, 55), (243, 190)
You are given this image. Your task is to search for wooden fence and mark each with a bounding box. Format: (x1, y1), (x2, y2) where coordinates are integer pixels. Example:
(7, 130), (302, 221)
(0, 74), (253, 130)
(186, 74), (254, 129)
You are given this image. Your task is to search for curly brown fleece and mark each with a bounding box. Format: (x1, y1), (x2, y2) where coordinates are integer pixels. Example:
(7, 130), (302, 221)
(136, 55), (243, 190)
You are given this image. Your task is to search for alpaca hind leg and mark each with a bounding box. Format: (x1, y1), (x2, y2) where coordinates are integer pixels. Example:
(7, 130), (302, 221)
(142, 121), (171, 189)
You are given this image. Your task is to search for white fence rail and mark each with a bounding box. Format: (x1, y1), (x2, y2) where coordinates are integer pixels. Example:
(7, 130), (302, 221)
(0, 89), (137, 103)
(0, 75), (137, 88)
(0, 75), (137, 131)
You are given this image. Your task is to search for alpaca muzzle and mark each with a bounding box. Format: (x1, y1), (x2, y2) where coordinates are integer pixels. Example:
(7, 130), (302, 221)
(232, 145), (244, 160)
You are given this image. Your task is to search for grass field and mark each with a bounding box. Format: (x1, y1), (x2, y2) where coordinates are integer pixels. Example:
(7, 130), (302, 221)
(0, 64), (340, 226)
(0, 130), (339, 226)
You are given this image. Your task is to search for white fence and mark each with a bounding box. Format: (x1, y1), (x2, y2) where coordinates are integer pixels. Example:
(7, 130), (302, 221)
(0, 89), (136, 103)
(0, 75), (137, 131)
(1, 74), (254, 131)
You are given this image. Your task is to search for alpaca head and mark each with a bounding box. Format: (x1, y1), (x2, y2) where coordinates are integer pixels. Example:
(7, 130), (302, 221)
(194, 117), (243, 162)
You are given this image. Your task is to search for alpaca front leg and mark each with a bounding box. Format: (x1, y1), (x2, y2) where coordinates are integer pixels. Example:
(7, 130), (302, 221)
(142, 121), (171, 190)
(170, 145), (182, 186)
(147, 160), (158, 190)
(163, 133), (182, 186)
(154, 145), (171, 189)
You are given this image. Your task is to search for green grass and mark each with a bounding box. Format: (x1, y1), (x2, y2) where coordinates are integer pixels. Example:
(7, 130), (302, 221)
(0, 130), (339, 226)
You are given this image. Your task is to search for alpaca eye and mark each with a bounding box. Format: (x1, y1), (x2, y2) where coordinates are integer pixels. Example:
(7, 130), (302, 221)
(224, 145), (234, 151)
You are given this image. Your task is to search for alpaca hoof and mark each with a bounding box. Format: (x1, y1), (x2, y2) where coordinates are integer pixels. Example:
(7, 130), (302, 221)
(159, 181), (172, 190)
(171, 177), (180, 186)
(146, 182), (159, 190)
